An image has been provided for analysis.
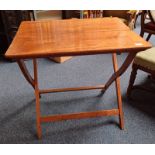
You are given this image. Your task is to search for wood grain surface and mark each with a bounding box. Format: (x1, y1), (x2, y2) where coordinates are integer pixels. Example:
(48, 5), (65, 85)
(5, 17), (151, 59)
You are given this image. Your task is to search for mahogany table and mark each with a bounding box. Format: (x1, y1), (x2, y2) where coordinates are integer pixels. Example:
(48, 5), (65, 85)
(5, 18), (151, 139)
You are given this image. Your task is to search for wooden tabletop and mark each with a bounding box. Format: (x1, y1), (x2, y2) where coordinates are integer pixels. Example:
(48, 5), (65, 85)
(5, 18), (152, 59)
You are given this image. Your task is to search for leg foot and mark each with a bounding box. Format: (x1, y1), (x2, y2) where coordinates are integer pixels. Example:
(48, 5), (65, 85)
(100, 89), (105, 94)
(146, 33), (152, 41)
(119, 116), (124, 130)
(37, 123), (42, 139)
(140, 30), (144, 38)
(97, 90), (105, 97)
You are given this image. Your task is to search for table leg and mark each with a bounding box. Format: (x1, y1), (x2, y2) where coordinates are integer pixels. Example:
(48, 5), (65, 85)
(17, 59), (35, 89)
(33, 59), (42, 139)
(16, 53), (136, 138)
(103, 52), (136, 92)
(112, 53), (124, 129)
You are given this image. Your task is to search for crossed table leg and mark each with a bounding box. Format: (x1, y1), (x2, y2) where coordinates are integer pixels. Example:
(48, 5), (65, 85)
(17, 52), (136, 139)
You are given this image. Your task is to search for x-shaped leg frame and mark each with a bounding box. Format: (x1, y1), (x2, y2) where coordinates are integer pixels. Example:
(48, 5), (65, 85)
(17, 52), (136, 139)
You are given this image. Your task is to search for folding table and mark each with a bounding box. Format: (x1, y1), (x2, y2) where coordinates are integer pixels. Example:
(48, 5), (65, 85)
(5, 18), (151, 139)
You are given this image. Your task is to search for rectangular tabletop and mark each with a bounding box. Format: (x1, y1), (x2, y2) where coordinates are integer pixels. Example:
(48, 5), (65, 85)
(5, 18), (151, 59)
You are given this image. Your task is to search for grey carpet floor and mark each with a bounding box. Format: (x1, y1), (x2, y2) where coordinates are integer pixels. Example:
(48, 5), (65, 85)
(0, 18), (155, 144)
